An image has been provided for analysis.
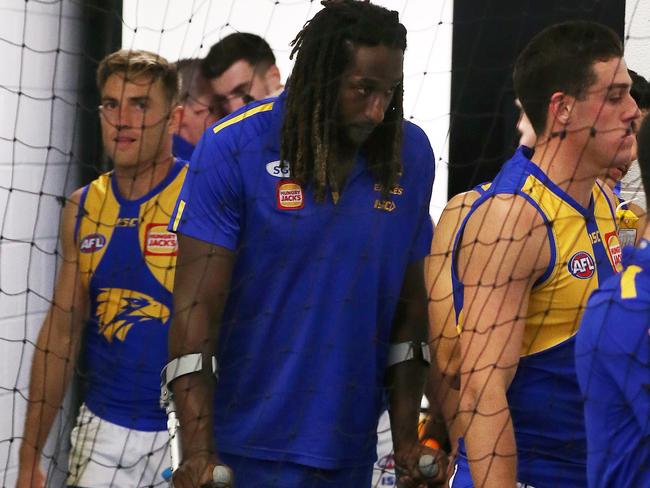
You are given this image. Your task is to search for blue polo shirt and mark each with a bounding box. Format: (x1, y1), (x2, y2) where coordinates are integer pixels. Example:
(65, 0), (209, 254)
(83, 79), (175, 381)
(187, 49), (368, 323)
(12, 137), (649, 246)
(169, 92), (435, 469)
(576, 242), (650, 488)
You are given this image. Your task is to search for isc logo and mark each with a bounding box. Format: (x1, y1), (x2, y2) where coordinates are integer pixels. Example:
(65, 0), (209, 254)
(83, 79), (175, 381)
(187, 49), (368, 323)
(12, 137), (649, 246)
(79, 233), (106, 253)
(568, 251), (595, 279)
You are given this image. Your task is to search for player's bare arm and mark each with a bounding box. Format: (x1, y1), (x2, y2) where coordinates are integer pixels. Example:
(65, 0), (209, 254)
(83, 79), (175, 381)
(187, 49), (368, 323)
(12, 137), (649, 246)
(17, 189), (88, 488)
(457, 194), (549, 488)
(167, 234), (235, 488)
(427, 191), (480, 384)
(425, 190), (479, 457)
(388, 259), (448, 487)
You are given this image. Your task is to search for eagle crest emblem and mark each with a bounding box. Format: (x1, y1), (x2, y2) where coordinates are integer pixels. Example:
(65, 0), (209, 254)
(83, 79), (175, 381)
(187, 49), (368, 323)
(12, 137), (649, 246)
(95, 288), (170, 342)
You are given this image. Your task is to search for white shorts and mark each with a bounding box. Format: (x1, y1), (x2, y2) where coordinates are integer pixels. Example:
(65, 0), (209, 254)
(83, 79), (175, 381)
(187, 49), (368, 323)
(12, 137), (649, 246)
(67, 403), (169, 487)
(373, 410), (397, 487)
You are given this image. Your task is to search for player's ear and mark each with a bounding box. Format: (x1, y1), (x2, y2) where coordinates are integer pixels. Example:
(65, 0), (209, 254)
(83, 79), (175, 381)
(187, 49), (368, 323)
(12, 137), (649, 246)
(168, 105), (183, 134)
(549, 92), (574, 125)
(263, 64), (281, 90)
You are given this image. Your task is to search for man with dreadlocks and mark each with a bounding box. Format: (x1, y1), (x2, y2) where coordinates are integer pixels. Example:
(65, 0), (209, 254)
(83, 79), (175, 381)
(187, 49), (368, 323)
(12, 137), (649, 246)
(166, 1), (445, 486)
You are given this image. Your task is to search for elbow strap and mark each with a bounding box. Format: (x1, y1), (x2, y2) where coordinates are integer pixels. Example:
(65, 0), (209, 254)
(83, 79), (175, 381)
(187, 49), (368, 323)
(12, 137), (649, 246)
(160, 353), (218, 408)
(387, 341), (431, 368)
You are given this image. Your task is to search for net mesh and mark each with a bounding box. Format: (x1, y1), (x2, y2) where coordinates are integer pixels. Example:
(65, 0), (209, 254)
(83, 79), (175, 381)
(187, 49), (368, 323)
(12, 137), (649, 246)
(0, 1), (648, 487)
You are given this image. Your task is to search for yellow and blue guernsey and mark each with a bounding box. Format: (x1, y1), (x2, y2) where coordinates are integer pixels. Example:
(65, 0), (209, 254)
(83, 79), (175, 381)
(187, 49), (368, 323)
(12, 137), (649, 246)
(450, 147), (622, 487)
(76, 159), (187, 430)
(576, 243), (650, 488)
(168, 91), (435, 472)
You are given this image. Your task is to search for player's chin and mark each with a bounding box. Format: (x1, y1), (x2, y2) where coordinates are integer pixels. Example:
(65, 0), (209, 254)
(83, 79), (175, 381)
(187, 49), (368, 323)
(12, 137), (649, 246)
(345, 125), (376, 146)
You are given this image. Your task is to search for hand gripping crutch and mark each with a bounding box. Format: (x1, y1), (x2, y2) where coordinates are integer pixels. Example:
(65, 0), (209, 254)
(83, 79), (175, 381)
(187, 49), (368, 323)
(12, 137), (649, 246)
(160, 353), (233, 487)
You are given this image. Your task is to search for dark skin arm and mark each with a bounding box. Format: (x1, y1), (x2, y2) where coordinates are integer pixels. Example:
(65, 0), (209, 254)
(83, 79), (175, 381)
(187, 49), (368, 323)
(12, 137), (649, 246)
(168, 234), (235, 488)
(388, 260), (448, 487)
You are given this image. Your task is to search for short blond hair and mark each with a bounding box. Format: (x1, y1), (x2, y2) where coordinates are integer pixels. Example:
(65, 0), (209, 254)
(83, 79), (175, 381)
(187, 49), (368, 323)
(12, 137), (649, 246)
(96, 49), (179, 104)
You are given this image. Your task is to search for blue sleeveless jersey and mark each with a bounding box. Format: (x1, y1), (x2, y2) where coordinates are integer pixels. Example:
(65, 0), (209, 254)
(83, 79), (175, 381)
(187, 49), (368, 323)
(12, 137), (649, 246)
(452, 148), (621, 486)
(76, 160), (187, 430)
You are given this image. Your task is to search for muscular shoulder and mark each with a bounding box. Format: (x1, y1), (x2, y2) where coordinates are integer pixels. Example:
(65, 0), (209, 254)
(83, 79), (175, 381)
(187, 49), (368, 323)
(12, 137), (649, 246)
(459, 193), (550, 285)
(432, 191), (480, 254)
(465, 192), (547, 243)
(58, 187), (86, 259)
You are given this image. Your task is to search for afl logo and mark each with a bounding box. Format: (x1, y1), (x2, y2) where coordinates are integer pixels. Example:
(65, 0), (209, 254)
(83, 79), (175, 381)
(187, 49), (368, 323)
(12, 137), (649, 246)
(79, 233), (106, 253)
(568, 251), (595, 279)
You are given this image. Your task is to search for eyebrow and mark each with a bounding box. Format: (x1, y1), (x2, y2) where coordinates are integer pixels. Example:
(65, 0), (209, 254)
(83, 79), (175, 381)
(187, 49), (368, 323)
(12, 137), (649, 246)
(230, 82), (251, 95)
(607, 83), (630, 91)
(353, 76), (403, 86)
(101, 95), (151, 104)
(129, 96), (150, 104)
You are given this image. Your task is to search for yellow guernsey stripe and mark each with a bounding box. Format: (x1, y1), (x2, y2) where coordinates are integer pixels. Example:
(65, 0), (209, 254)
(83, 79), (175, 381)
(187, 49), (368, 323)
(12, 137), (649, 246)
(172, 200), (185, 232)
(621, 265), (642, 299)
(212, 102), (274, 134)
(455, 309), (464, 334)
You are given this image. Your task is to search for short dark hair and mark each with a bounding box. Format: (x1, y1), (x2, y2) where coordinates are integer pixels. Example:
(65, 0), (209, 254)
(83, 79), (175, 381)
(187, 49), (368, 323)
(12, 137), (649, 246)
(513, 21), (623, 135)
(202, 33), (275, 79)
(97, 49), (179, 104)
(281, 0), (407, 202)
(636, 114), (650, 200)
(629, 69), (650, 111)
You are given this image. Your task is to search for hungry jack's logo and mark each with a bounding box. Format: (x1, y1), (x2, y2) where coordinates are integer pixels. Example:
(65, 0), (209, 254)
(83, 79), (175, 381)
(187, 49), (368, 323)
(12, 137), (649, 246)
(604, 231), (622, 271)
(144, 223), (178, 256)
(276, 180), (304, 210)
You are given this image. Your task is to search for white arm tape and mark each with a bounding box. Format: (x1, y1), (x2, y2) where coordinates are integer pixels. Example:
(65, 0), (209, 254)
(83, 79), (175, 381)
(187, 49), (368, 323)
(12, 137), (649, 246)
(387, 341), (431, 368)
(160, 353), (218, 407)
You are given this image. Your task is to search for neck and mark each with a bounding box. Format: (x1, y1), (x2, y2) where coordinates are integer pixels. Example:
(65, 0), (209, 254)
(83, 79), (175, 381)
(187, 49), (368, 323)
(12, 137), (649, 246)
(531, 133), (598, 208)
(113, 153), (174, 201)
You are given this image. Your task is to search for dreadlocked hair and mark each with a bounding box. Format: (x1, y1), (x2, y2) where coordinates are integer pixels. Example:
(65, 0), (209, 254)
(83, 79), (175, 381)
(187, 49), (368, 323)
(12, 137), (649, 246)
(281, 0), (407, 202)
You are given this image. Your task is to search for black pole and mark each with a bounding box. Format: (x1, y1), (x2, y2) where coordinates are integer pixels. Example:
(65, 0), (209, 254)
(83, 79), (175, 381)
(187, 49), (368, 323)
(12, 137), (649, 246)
(448, 0), (625, 198)
(77, 0), (123, 185)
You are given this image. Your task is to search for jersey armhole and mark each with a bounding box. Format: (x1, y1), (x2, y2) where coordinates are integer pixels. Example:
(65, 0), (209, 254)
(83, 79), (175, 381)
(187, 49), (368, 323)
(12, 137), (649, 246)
(73, 185), (90, 246)
(519, 193), (556, 288)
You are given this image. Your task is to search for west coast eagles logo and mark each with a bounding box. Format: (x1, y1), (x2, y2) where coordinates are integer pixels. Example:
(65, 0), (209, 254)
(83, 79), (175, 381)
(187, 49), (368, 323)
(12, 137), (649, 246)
(95, 288), (170, 342)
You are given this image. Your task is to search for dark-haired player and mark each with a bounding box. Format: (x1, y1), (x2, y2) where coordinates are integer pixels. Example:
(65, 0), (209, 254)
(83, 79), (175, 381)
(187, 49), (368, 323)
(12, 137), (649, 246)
(202, 32), (283, 115)
(167, 1), (445, 486)
(450, 21), (639, 487)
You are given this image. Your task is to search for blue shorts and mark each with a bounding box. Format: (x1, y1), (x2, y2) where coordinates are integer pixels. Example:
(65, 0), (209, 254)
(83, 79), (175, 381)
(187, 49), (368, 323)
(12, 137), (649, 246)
(219, 453), (373, 487)
(450, 456), (537, 488)
(450, 439), (537, 488)
(449, 455), (473, 488)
